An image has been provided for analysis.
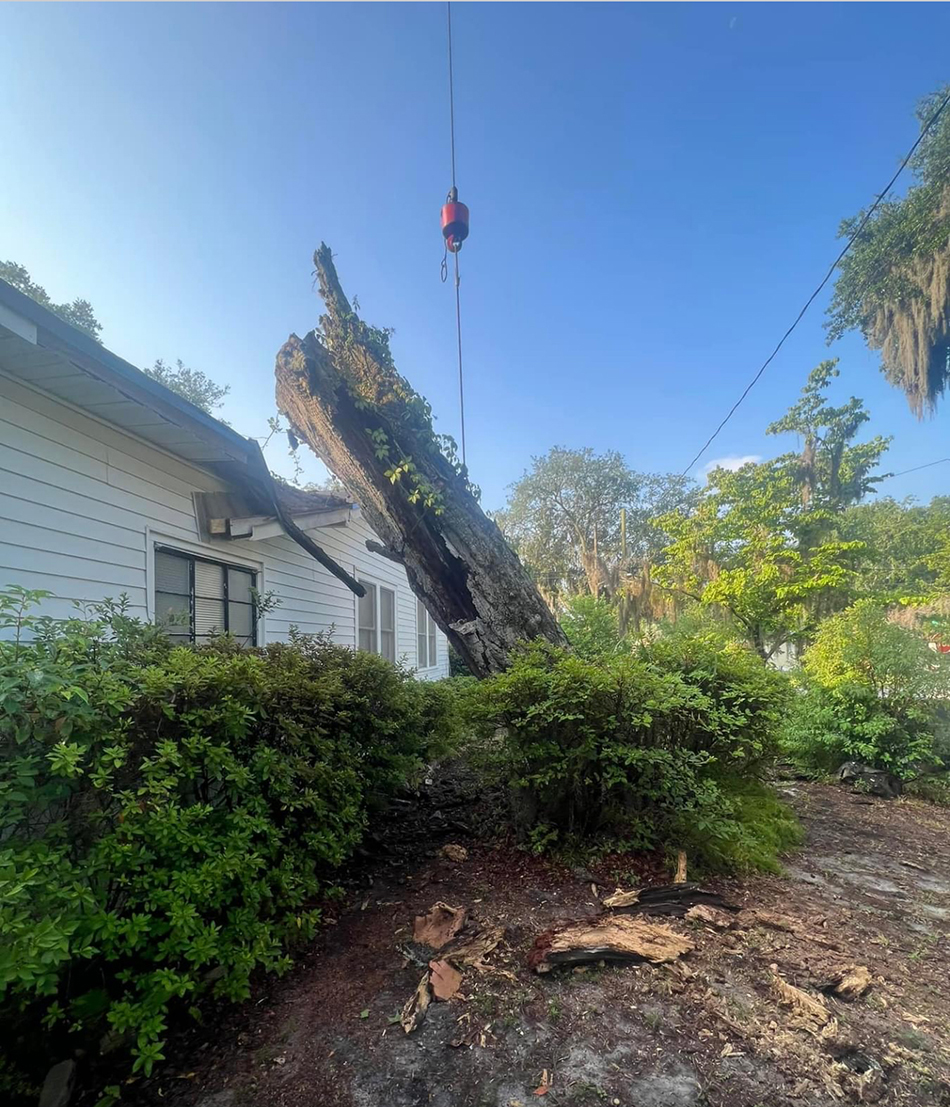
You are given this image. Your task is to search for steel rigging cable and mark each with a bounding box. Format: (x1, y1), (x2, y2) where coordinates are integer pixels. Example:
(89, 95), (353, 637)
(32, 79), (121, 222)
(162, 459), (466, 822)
(440, 0), (470, 467)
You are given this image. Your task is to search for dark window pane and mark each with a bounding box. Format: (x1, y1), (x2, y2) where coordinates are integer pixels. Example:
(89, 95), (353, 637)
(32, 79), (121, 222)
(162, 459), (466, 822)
(358, 628), (376, 653)
(416, 598), (427, 667)
(380, 588), (395, 632)
(228, 568), (253, 604)
(156, 592), (190, 634)
(381, 629), (396, 663)
(155, 551), (189, 594)
(229, 601), (253, 642)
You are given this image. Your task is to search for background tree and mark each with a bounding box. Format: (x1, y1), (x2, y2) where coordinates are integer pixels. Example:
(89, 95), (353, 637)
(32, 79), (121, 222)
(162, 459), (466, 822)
(655, 364), (885, 658)
(0, 260), (102, 342)
(840, 496), (950, 600)
(1, 260), (230, 416)
(827, 85), (950, 415)
(497, 446), (694, 601)
(143, 358), (230, 415)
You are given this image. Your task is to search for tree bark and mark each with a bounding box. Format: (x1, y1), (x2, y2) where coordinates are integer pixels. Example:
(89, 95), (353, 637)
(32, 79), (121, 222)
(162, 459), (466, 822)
(275, 244), (567, 677)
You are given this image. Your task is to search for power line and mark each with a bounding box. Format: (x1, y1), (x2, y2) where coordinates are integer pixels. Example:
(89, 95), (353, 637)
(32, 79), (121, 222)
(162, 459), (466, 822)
(679, 87), (950, 479)
(885, 457), (950, 478)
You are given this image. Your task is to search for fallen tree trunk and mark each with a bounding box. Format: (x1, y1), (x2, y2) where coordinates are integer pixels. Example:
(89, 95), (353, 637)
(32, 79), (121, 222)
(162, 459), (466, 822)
(275, 244), (567, 677)
(528, 915), (693, 972)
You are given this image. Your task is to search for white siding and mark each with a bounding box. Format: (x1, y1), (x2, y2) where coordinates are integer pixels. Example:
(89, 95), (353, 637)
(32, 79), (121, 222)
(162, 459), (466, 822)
(0, 371), (449, 679)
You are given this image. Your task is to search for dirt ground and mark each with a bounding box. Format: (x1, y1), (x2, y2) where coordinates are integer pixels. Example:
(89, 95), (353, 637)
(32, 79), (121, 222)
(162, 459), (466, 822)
(122, 778), (950, 1107)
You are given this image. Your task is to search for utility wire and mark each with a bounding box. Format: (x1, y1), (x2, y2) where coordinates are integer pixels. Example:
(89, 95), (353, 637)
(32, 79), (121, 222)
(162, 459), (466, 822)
(679, 87), (950, 479)
(885, 457), (950, 478)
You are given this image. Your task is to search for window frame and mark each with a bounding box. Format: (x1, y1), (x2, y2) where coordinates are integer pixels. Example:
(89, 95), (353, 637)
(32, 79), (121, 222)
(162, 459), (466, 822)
(416, 597), (439, 670)
(356, 577), (397, 662)
(154, 545), (258, 645)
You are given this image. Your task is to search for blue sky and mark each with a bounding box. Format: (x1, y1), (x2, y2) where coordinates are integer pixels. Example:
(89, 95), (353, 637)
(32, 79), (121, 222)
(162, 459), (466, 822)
(2, 2), (949, 510)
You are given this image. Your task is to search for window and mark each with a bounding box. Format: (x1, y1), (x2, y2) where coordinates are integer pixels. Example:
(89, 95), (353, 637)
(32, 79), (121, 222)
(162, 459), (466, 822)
(416, 598), (438, 669)
(155, 548), (257, 645)
(358, 579), (396, 662)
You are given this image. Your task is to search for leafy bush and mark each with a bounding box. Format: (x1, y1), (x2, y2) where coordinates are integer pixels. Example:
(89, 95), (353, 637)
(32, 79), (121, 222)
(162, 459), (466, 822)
(0, 588), (458, 1088)
(783, 601), (950, 777)
(559, 595), (627, 661)
(472, 631), (794, 870)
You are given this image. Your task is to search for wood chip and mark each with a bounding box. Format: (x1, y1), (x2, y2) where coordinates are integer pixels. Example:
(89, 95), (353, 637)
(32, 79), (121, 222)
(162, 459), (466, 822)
(529, 915), (693, 973)
(533, 1069), (553, 1096)
(444, 925), (504, 971)
(429, 959), (463, 1001)
(400, 971), (431, 1033)
(413, 902), (467, 949)
(769, 964), (830, 1026)
(603, 888), (641, 908)
(821, 965), (872, 1001)
(685, 904), (736, 930)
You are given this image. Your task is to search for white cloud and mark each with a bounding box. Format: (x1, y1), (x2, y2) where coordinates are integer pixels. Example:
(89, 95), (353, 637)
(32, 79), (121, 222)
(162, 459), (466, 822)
(700, 454), (761, 477)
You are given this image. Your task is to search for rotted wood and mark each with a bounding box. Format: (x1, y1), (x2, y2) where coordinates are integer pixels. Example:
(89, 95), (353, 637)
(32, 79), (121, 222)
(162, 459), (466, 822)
(275, 244), (566, 676)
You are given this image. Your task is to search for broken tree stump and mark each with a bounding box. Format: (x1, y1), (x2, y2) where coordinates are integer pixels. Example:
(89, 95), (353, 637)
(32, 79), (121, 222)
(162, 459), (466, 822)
(275, 245), (567, 676)
(528, 915), (693, 973)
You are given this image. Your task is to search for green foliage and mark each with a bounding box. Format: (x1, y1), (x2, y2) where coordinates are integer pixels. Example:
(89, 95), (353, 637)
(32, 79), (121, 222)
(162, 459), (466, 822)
(142, 358), (230, 415)
(0, 589), (457, 1085)
(656, 363), (885, 658)
(0, 260), (103, 342)
(827, 85), (950, 415)
(471, 633), (793, 871)
(783, 601), (950, 777)
(559, 595), (627, 661)
(840, 496), (950, 601)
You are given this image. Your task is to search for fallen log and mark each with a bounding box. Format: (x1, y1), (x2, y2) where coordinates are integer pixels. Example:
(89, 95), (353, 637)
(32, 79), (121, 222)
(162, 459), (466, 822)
(528, 915), (693, 973)
(275, 245), (567, 677)
(605, 883), (738, 917)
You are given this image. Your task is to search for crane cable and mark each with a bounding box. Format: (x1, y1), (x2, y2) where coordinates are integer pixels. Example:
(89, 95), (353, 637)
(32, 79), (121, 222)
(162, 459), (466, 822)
(443, 0), (466, 467)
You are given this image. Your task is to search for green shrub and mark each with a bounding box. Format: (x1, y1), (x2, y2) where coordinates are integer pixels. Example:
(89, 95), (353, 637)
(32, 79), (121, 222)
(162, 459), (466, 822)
(559, 595), (627, 661)
(0, 588), (458, 1087)
(472, 633), (794, 870)
(783, 601), (950, 777)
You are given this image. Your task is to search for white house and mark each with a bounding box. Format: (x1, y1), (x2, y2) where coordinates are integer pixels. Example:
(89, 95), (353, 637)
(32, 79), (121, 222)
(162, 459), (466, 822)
(0, 278), (449, 678)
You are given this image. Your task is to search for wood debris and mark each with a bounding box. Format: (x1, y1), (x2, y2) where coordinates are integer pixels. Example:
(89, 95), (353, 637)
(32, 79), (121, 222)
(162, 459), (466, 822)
(413, 902), (467, 949)
(674, 850), (688, 884)
(444, 925), (504, 971)
(603, 887), (641, 908)
(769, 964), (831, 1027)
(429, 959), (463, 1001)
(400, 971), (432, 1033)
(742, 909), (841, 950)
(533, 1068), (553, 1096)
(821, 965), (872, 1001)
(529, 915), (693, 973)
(440, 843), (469, 862)
(607, 882), (737, 918)
(685, 903), (737, 930)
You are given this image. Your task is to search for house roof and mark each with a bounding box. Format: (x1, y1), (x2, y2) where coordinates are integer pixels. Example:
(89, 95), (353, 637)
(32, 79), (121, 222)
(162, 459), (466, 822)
(0, 276), (363, 595)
